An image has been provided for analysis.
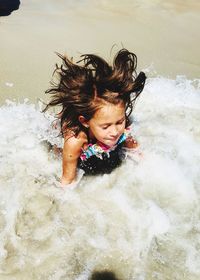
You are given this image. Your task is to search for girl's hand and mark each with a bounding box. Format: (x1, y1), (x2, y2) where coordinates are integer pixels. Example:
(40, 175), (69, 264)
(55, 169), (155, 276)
(60, 169), (84, 189)
(124, 136), (138, 149)
(123, 136), (143, 162)
(61, 176), (74, 187)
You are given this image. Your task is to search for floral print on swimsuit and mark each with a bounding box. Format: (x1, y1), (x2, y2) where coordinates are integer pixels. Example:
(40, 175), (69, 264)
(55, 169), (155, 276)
(80, 127), (132, 161)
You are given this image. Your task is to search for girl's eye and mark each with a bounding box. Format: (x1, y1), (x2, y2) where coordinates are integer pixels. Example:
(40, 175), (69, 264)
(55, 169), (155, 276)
(102, 126), (109, 130)
(117, 120), (125, 125)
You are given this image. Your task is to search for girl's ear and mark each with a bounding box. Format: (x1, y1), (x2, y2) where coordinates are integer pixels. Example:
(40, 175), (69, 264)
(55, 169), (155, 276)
(78, 116), (89, 128)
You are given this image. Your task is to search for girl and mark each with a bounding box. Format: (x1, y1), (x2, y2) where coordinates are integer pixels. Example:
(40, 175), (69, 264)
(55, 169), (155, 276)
(44, 49), (146, 186)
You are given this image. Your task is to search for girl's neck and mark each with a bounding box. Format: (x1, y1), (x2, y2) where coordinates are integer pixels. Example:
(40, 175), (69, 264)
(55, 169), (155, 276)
(88, 129), (96, 143)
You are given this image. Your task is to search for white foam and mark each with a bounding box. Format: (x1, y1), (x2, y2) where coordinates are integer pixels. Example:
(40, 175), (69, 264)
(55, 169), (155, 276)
(0, 76), (200, 279)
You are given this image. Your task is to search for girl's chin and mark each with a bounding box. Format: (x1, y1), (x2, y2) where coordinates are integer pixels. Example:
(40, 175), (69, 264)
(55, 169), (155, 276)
(103, 139), (118, 147)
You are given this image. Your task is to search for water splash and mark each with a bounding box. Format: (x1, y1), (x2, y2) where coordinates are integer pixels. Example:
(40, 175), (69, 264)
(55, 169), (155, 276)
(0, 76), (200, 279)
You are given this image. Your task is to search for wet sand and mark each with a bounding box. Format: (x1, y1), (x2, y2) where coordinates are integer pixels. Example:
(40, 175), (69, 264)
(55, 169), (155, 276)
(0, 0), (200, 104)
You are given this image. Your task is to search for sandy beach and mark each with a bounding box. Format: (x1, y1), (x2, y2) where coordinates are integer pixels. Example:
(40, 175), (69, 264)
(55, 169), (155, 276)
(0, 0), (200, 104)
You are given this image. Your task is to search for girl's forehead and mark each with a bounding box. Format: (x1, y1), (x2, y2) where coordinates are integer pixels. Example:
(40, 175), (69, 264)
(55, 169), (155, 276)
(93, 102), (125, 122)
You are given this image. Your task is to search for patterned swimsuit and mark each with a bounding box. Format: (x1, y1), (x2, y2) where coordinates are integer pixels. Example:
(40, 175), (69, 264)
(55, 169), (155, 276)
(78, 127), (131, 175)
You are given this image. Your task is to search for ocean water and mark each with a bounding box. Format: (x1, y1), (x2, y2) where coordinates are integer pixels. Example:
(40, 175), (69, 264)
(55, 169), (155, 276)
(0, 76), (200, 279)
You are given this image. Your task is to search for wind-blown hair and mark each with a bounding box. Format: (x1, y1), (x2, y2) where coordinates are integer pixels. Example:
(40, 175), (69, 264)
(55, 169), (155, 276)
(44, 49), (146, 136)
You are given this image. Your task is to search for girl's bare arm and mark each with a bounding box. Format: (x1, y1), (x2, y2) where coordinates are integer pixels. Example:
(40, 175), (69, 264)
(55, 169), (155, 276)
(61, 136), (85, 186)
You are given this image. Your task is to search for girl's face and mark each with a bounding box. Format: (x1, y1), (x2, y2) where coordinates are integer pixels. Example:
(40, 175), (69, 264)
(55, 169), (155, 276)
(87, 101), (126, 147)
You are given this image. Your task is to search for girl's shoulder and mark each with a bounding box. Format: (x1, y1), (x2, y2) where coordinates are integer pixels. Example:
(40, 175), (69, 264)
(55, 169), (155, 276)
(63, 130), (88, 149)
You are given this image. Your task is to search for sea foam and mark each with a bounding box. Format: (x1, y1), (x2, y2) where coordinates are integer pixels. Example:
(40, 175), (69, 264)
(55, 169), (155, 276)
(0, 76), (200, 279)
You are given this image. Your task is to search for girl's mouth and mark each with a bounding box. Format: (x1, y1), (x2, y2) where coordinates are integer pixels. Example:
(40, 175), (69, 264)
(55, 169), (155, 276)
(106, 137), (119, 143)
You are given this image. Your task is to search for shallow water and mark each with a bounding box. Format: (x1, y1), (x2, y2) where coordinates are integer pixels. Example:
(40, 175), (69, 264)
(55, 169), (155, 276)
(1, 1), (200, 279)
(0, 76), (200, 279)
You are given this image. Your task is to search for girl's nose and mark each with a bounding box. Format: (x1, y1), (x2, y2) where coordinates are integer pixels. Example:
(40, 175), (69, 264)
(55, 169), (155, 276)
(110, 126), (118, 136)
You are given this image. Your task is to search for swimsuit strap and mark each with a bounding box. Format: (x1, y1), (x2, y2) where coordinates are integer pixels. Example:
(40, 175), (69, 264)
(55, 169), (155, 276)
(80, 126), (131, 161)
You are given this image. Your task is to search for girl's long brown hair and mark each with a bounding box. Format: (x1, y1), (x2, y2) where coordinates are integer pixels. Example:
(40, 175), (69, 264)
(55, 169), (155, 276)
(44, 49), (146, 136)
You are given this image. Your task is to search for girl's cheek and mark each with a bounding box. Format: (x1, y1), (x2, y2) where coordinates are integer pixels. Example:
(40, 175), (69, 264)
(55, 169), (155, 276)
(119, 124), (125, 132)
(102, 129), (108, 135)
